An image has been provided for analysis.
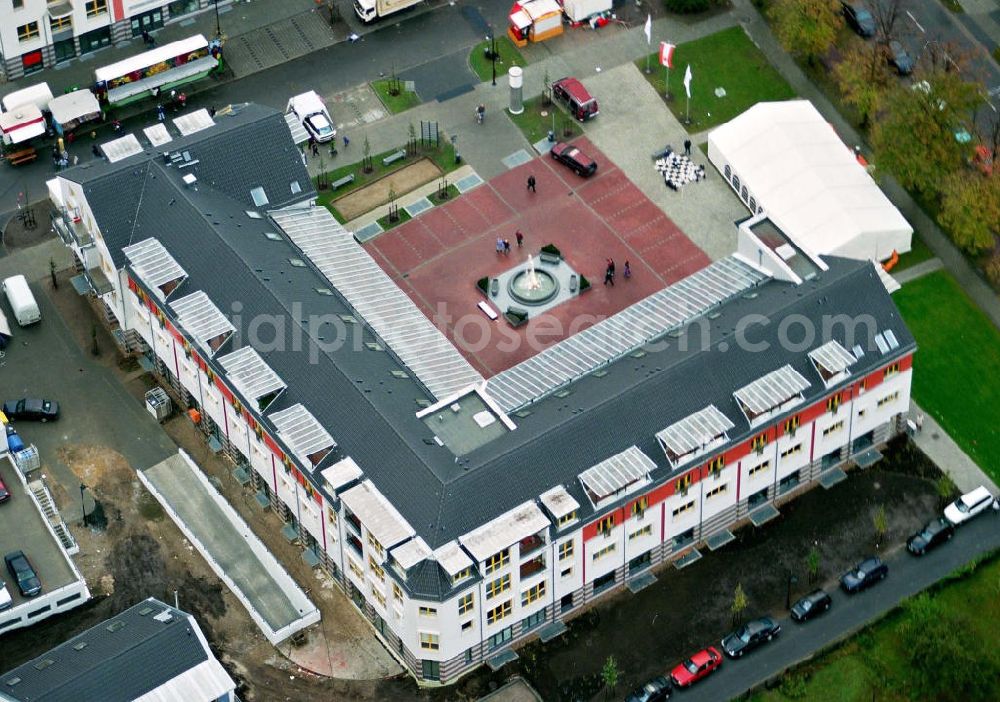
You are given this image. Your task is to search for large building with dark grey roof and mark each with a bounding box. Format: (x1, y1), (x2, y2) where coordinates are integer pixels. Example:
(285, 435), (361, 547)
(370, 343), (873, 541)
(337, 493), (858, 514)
(0, 598), (235, 702)
(47, 104), (915, 685)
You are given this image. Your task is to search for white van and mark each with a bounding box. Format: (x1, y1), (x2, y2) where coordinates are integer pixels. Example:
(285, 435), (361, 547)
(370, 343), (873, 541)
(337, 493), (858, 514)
(286, 91), (336, 144)
(2, 275), (41, 326)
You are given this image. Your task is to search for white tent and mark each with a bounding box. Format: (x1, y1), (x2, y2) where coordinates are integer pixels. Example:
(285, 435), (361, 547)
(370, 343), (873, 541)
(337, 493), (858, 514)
(2, 82), (53, 113)
(707, 100), (912, 262)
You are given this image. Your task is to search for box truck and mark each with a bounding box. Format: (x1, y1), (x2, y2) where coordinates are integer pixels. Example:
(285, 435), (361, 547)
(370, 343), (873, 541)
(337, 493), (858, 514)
(354, 0), (423, 23)
(2, 275), (41, 327)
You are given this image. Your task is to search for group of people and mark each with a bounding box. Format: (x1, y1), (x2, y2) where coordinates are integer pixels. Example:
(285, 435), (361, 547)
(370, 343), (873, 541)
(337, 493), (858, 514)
(495, 231), (525, 255)
(603, 258), (631, 286)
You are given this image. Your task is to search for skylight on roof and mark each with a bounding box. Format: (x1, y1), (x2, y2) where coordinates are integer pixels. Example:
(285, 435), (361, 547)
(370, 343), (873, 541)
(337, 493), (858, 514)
(291, 180), (302, 195)
(246, 210), (262, 219)
(250, 187), (269, 207)
(264, 231), (282, 241)
(289, 258), (306, 268)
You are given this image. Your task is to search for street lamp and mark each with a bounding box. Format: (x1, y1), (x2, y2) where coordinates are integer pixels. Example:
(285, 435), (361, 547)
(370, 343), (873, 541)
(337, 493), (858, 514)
(785, 572), (798, 610)
(214, 0), (221, 39)
(80, 483), (88, 527)
(486, 29), (497, 86)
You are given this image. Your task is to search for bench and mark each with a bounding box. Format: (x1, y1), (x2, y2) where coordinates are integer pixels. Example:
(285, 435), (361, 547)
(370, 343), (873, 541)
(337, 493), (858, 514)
(569, 274), (578, 293)
(477, 300), (498, 320)
(382, 150), (406, 167)
(539, 251), (561, 266)
(490, 278), (499, 297)
(6, 148), (37, 166)
(331, 173), (355, 190)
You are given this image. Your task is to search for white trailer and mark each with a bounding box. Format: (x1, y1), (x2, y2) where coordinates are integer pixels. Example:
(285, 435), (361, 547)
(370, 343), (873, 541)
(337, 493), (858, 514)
(562, 0), (613, 22)
(354, 0), (423, 23)
(286, 91), (336, 144)
(2, 275), (41, 327)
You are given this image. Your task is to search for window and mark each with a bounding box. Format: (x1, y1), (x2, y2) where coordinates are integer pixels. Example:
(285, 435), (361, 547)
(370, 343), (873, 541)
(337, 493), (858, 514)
(675, 473), (692, 494)
(629, 525), (652, 540)
(630, 496), (648, 518)
(858, 409), (867, 418)
(884, 362), (900, 378)
(485, 549), (509, 574)
(749, 196), (756, 211)
(823, 421), (845, 437)
(878, 391), (900, 407)
(672, 500), (695, 519)
(418, 606), (437, 618)
(372, 588), (386, 608)
(13, 0), (24, 9)
(558, 541), (574, 561)
(50, 16), (72, 32)
(367, 534), (383, 557)
(486, 574), (511, 600)
(521, 581), (546, 606)
(419, 632), (440, 651)
(705, 484), (728, 500)
(421, 659), (440, 681)
(392, 583), (402, 602)
(724, 165), (731, 179)
(750, 432), (767, 453)
(560, 567), (573, 578)
(522, 610), (545, 632)
(592, 543), (616, 561)
(732, 174), (741, 190)
(741, 185), (749, 202)
(781, 443), (803, 459)
(17, 22), (39, 42)
(486, 600), (512, 625)
(597, 515), (614, 535)
(462, 620), (473, 632)
(557, 511), (577, 527)
(348, 559), (363, 579)
(452, 567), (471, 584)
(826, 395), (841, 413)
(368, 556), (385, 582)
(749, 460), (770, 478)
(86, 0), (108, 17)
(708, 456), (725, 474)
(458, 592), (474, 615)
(784, 416), (800, 434)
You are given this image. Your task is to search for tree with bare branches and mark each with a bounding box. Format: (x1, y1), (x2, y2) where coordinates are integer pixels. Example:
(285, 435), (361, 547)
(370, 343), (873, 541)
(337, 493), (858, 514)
(768, 0), (842, 65)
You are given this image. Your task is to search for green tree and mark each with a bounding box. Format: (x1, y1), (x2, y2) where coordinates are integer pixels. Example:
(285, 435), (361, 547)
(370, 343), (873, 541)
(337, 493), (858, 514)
(806, 547), (821, 583)
(938, 171), (1000, 254)
(601, 655), (619, 698)
(834, 42), (894, 127)
(871, 69), (983, 193)
(936, 474), (958, 509)
(731, 582), (748, 625)
(872, 504), (888, 549)
(768, 0), (842, 64)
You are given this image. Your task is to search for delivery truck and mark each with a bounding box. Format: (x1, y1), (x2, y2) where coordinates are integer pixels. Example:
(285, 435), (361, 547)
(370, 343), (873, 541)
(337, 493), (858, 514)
(2, 275), (41, 327)
(354, 0), (423, 23)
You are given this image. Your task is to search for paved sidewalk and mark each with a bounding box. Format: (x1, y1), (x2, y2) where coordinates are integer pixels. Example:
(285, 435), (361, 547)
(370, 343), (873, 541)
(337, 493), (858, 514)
(909, 403), (999, 494)
(729, 0), (1000, 332)
(892, 257), (944, 285)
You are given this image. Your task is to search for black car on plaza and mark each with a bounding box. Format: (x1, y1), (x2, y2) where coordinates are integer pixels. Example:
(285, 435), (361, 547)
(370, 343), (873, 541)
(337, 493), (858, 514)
(625, 675), (671, 702)
(720, 617), (781, 658)
(906, 516), (955, 556)
(790, 589), (833, 623)
(3, 398), (59, 422)
(5, 551), (41, 598)
(840, 556), (888, 593)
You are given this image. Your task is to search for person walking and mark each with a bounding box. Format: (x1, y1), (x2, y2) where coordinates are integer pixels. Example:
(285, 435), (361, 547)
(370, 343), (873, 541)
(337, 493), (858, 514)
(343, 135), (350, 149)
(603, 259), (615, 286)
(515, 231), (524, 248)
(527, 174), (536, 192)
(92, 143), (101, 159)
(503, 239), (511, 255)
(623, 260), (631, 279)
(312, 141), (320, 157)
(156, 104), (165, 122)
(608, 258), (615, 278)
(496, 236), (504, 254)
(684, 139), (692, 156)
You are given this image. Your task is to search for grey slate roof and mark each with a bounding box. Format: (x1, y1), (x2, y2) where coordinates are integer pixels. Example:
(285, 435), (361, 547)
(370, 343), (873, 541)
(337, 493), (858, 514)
(59, 105), (916, 600)
(0, 599), (213, 702)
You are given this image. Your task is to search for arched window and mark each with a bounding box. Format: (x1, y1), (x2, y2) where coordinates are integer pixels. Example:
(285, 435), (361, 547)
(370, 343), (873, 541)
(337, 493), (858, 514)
(741, 186), (748, 202)
(732, 174), (740, 191)
(724, 165), (731, 179)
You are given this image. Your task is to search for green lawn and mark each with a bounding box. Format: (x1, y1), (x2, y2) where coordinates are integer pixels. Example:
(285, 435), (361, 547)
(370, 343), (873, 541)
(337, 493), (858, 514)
(376, 208), (412, 231)
(370, 79), (421, 114)
(635, 26), (795, 130)
(506, 95), (582, 145)
(891, 234), (935, 272)
(893, 271), (1000, 482)
(751, 552), (1000, 702)
(469, 36), (526, 83)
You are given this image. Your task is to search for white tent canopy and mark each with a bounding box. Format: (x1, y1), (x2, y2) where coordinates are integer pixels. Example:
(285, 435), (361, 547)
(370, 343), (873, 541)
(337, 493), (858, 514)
(707, 100), (912, 262)
(48, 91), (101, 127)
(2, 82), (53, 112)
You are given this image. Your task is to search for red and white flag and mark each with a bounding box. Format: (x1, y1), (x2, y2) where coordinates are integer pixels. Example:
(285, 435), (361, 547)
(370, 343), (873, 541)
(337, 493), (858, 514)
(659, 42), (675, 69)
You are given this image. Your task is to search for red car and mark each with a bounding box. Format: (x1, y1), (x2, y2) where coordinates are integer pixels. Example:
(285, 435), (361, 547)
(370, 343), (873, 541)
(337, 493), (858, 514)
(669, 646), (722, 688)
(550, 142), (598, 177)
(551, 77), (599, 121)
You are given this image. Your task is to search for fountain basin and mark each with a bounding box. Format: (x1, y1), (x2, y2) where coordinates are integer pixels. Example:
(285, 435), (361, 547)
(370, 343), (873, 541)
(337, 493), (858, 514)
(507, 268), (559, 305)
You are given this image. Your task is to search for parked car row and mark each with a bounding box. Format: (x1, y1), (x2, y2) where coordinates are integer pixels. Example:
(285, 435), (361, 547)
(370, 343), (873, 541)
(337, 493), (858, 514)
(840, 3), (914, 75)
(627, 486), (998, 699)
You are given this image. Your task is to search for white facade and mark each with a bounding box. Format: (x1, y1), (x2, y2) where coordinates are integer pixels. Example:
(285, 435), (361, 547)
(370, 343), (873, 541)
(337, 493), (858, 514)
(708, 100), (912, 262)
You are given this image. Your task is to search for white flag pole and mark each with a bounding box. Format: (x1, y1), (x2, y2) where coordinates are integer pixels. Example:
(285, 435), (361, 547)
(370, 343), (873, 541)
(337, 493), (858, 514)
(644, 15), (652, 74)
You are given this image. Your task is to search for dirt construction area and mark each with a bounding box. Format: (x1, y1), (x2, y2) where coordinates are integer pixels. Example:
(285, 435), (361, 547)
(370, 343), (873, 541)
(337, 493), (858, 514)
(333, 158), (441, 220)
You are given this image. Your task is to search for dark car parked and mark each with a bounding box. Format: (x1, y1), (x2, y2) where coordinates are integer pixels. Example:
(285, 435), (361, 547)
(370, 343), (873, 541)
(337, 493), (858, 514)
(888, 40), (914, 75)
(840, 556), (888, 593)
(625, 675), (671, 702)
(5, 551), (41, 597)
(790, 589), (833, 622)
(550, 141), (598, 177)
(721, 617), (781, 658)
(842, 2), (876, 38)
(907, 516), (955, 556)
(2, 398), (59, 422)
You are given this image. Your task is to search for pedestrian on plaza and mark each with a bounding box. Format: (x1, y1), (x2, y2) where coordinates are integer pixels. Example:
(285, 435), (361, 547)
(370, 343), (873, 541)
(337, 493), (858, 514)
(515, 230), (524, 248)
(496, 236), (504, 254)
(608, 258), (615, 278)
(623, 260), (631, 279)
(209, 105), (217, 118)
(112, 118), (122, 132)
(177, 92), (187, 110)
(92, 143), (101, 158)
(142, 29), (154, 47)
(312, 141), (320, 157)
(603, 266), (614, 286)
(503, 239), (511, 255)
(527, 174), (536, 192)
(684, 139), (692, 156)
(156, 104), (165, 122)
(916, 413), (924, 432)
(343, 135), (350, 149)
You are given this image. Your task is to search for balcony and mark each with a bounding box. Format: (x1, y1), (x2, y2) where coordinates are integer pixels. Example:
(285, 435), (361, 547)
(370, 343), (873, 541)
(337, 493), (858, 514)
(346, 511), (362, 536)
(52, 208), (94, 248)
(518, 533), (545, 558)
(346, 534), (363, 559)
(520, 555), (546, 580)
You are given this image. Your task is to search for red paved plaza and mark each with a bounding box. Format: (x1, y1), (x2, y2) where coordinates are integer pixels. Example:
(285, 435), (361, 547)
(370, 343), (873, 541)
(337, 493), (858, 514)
(366, 138), (710, 376)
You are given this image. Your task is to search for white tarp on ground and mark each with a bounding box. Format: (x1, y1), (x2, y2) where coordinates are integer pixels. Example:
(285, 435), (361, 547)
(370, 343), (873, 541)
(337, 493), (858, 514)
(707, 100), (912, 262)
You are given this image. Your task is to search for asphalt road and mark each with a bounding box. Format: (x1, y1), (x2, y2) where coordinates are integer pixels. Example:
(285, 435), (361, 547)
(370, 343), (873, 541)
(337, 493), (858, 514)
(670, 510), (1000, 701)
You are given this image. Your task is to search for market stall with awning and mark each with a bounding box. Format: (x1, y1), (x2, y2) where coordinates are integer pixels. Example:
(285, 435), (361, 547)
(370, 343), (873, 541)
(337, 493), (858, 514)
(507, 0), (564, 46)
(1, 103), (47, 145)
(2, 82), (53, 113)
(48, 91), (102, 134)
